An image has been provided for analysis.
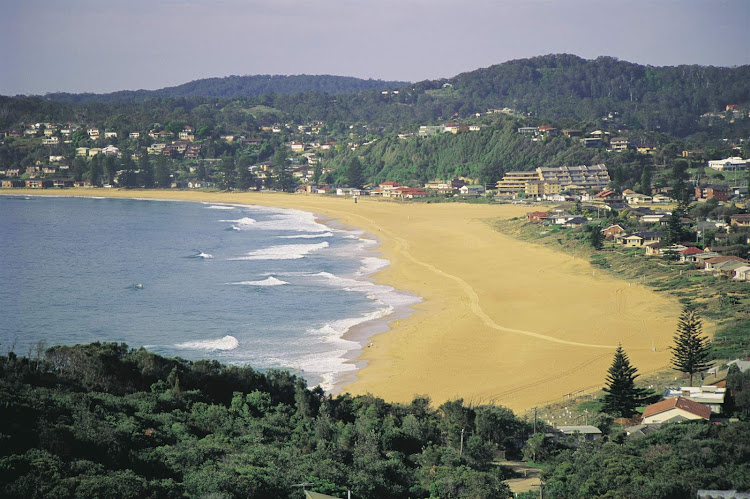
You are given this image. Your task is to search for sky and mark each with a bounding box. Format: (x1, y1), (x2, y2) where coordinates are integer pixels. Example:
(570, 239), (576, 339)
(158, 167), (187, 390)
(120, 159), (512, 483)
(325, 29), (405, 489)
(2, 0), (749, 96)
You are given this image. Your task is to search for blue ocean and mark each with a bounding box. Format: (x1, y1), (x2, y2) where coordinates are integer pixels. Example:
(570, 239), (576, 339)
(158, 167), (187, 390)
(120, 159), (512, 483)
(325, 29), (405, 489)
(0, 195), (419, 390)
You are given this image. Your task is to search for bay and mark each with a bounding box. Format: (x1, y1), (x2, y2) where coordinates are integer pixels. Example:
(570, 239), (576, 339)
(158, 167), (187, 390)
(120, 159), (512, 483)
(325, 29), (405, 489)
(0, 195), (419, 389)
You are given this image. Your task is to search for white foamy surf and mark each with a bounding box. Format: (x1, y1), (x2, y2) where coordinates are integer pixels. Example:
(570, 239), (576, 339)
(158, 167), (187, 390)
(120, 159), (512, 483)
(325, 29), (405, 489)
(205, 204), (236, 210)
(175, 335), (239, 351)
(230, 242), (329, 261)
(219, 217), (256, 226)
(198, 252), (214, 259)
(230, 277), (289, 286)
(278, 232), (334, 239)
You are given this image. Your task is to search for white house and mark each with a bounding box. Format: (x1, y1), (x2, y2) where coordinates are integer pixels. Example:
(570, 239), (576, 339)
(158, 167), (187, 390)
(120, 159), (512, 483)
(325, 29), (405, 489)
(707, 157), (749, 172)
(663, 386), (726, 414)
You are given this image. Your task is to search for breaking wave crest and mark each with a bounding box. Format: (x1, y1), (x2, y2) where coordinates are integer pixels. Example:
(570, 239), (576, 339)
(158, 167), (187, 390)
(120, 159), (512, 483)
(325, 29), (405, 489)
(230, 277), (289, 286)
(278, 232), (333, 239)
(230, 242), (329, 260)
(175, 335), (239, 351)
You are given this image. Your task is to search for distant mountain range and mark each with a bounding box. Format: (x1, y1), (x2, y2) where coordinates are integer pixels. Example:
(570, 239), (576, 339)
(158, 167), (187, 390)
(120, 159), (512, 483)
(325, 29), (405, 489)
(43, 74), (411, 103)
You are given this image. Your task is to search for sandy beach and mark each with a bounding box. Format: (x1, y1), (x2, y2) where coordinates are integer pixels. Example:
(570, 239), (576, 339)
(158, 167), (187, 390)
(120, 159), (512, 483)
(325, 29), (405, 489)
(3, 189), (683, 412)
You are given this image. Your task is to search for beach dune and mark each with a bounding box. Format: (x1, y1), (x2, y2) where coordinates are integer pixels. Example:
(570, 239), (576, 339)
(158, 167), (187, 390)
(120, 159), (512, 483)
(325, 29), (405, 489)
(5, 189), (681, 412)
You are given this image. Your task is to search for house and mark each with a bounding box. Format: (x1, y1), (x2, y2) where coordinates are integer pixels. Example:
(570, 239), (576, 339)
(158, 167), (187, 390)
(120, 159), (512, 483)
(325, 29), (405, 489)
(517, 127), (539, 135)
(624, 423), (663, 439)
(641, 396), (711, 424)
(703, 255), (747, 272)
(459, 185), (485, 197)
(733, 266), (750, 281)
(620, 232), (664, 247)
(538, 125), (558, 136)
(86, 127), (100, 139)
(610, 137), (630, 151)
(730, 214), (750, 227)
(645, 243), (663, 256)
(104, 131), (117, 139)
(76, 147), (90, 157)
(101, 145), (120, 157)
(553, 425), (602, 444)
(727, 358), (750, 373)
(652, 194), (672, 203)
(601, 224), (626, 239)
(42, 136), (59, 145)
(707, 157), (749, 172)
(527, 211), (549, 223)
(129, 132), (141, 139)
(391, 187), (430, 199)
(25, 179), (52, 189)
(664, 386), (726, 414)
(418, 125), (444, 137)
(564, 216), (589, 228)
(562, 129), (581, 137)
(679, 247), (705, 263)
(444, 123), (468, 134)
(290, 142), (305, 152)
(695, 184), (729, 202)
(582, 137), (603, 148)
(625, 192), (652, 204)
(1, 179), (25, 188)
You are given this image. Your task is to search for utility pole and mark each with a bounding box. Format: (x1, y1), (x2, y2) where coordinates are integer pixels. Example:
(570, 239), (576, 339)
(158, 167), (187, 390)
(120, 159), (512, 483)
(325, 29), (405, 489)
(533, 407), (537, 434)
(460, 428), (465, 456)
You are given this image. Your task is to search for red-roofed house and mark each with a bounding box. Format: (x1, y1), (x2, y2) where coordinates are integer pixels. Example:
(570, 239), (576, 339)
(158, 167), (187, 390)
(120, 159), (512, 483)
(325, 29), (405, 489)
(642, 396), (711, 424)
(601, 224), (626, 239)
(679, 246), (704, 263)
(527, 211), (549, 223)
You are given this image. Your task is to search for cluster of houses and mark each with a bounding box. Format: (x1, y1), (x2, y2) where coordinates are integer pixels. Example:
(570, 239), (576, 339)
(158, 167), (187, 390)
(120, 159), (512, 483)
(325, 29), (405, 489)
(515, 126), (660, 153)
(549, 357), (749, 445)
(292, 179), (487, 199)
(526, 205), (750, 281)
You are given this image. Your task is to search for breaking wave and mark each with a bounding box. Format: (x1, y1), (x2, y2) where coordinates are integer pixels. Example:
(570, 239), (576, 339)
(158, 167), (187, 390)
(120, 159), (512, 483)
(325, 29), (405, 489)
(175, 335), (239, 351)
(229, 277), (289, 286)
(230, 242), (329, 260)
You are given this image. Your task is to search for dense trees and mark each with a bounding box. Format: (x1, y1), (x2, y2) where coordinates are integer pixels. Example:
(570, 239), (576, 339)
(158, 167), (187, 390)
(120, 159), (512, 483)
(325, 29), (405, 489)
(538, 422), (750, 498)
(0, 344), (524, 498)
(670, 305), (711, 386)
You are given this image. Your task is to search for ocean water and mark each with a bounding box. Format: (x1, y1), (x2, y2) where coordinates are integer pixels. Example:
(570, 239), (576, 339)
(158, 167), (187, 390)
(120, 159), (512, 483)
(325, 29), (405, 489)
(0, 195), (420, 390)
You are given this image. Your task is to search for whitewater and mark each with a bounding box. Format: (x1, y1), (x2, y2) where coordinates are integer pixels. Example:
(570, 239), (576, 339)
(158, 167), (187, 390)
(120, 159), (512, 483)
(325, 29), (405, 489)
(0, 196), (420, 391)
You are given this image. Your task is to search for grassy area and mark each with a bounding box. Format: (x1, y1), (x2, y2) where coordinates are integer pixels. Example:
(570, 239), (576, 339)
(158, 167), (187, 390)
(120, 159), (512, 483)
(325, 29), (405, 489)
(489, 216), (750, 362)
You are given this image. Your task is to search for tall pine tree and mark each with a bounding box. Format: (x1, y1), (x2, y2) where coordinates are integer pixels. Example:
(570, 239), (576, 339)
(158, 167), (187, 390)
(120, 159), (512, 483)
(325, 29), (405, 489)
(601, 344), (649, 418)
(670, 305), (711, 386)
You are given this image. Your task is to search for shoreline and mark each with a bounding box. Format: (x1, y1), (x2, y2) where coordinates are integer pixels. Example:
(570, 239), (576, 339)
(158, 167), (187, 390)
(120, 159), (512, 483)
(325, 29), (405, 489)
(2, 189), (683, 411)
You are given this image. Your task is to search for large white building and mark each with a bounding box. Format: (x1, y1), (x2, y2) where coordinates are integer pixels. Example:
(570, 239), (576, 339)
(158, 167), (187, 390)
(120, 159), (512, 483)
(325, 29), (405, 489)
(708, 157), (749, 172)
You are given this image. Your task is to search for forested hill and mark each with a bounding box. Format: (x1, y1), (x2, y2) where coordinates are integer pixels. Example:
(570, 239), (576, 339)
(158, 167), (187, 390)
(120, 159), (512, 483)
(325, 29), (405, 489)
(410, 54), (750, 136)
(3, 55), (749, 138)
(41, 74), (411, 103)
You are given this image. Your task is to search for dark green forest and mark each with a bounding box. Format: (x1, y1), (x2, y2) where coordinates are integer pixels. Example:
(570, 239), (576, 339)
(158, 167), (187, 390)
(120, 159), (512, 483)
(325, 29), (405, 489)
(0, 343), (526, 498)
(2, 344), (750, 498)
(40, 75), (410, 104)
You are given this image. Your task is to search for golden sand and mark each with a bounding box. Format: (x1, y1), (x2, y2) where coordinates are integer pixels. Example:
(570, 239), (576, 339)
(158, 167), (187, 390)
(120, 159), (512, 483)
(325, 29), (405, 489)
(4, 189), (682, 412)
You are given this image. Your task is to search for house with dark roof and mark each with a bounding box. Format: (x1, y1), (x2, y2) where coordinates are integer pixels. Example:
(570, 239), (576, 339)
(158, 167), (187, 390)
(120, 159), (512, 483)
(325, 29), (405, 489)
(642, 396), (711, 424)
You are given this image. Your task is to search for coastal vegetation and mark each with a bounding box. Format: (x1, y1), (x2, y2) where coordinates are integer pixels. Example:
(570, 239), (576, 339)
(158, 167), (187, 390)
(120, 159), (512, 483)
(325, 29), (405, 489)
(0, 343), (525, 498)
(2, 342), (749, 498)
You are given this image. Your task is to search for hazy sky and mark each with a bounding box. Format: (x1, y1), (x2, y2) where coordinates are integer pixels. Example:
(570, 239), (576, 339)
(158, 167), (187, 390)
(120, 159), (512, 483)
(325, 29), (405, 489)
(2, 0), (749, 95)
